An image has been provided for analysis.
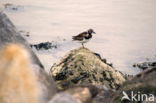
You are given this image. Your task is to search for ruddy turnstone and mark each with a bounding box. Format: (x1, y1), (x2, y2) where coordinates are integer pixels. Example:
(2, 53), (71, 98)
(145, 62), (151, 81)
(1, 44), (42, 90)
(72, 29), (96, 47)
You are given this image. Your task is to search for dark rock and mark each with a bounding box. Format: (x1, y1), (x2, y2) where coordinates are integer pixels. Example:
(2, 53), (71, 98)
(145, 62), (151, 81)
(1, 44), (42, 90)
(26, 34), (30, 37)
(93, 67), (156, 103)
(116, 67), (156, 103)
(50, 47), (125, 90)
(19, 30), (30, 37)
(133, 62), (156, 70)
(30, 41), (58, 50)
(3, 3), (24, 12)
(94, 53), (113, 67)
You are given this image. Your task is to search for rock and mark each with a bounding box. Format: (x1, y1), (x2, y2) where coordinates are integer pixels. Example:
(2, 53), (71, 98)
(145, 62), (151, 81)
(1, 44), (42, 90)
(0, 12), (56, 102)
(3, 3), (24, 12)
(30, 41), (58, 50)
(19, 30), (30, 37)
(124, 74), (134, 81)
(123, 67), (156, 93)
(64, 86), (92, 103)
(115, 67), (156, 103)
(94, 53), (113, 67)
(93, 89), (116, 103)
(133, 62), (156, 70)
(49, 93), (78, 103)
(50, 47), (126, 90)
(93, 67), (156, 103)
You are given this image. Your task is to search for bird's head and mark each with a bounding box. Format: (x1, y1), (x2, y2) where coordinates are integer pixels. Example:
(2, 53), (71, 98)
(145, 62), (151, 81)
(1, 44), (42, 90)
(88, 29), (96, 34)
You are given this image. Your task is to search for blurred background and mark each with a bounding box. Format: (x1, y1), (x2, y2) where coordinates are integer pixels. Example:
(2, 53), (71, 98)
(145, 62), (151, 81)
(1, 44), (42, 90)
(1, 0), (156, 75)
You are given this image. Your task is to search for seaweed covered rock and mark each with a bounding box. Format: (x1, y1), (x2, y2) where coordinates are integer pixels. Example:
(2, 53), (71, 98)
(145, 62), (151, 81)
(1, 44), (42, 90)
(50, 47), (125, 90)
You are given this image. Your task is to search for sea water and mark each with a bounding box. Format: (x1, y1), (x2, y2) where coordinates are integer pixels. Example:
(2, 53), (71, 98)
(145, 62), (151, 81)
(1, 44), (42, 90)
(1, 0), (156, 75)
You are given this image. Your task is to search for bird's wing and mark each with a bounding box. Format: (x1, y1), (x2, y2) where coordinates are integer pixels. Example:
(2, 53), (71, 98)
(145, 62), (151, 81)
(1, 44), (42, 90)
(72, 32), (88, 41)
(76, 32), (88, 37)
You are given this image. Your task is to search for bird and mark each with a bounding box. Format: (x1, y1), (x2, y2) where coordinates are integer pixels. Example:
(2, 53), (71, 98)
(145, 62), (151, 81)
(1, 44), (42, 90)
(72, 29), (96, 48)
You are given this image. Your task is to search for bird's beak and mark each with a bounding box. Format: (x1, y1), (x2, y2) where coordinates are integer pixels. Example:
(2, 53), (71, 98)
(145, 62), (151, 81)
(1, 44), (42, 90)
(93, 31), (96, 34)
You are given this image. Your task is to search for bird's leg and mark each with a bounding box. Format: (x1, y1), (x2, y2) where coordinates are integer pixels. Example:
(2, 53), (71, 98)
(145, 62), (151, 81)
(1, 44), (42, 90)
(82, 43), (84, 48)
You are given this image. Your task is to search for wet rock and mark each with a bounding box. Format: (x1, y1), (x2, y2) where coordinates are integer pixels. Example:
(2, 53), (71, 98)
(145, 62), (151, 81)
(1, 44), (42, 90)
(19, 30), (30, 37)
(3, 3), (24, 12)
(50, 47), (126, 90)
(0, 12), (56, 102)
(133, 62), (156, 70)
(94, 53), (113, 67)
(30, 41), (58, 50)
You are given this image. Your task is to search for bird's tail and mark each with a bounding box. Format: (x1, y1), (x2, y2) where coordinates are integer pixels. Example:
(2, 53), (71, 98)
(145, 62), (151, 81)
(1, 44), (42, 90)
(72, 36), (76, 41)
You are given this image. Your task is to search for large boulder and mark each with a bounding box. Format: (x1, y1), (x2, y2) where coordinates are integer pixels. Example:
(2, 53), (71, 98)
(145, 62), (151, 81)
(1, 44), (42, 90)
(50, 47), (126, 90)
(0, 12), (56, 102)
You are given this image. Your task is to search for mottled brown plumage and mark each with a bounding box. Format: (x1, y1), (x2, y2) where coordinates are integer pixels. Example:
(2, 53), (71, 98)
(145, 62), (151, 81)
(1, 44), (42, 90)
(72, 29), (95, 47)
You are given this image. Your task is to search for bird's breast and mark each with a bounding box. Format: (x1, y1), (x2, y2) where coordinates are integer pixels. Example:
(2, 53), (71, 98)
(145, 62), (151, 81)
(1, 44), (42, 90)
(85, 34), (92, 39)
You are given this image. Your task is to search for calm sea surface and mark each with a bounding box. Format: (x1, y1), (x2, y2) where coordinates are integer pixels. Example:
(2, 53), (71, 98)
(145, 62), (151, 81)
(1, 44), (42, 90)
(1, 0), (156, 74)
